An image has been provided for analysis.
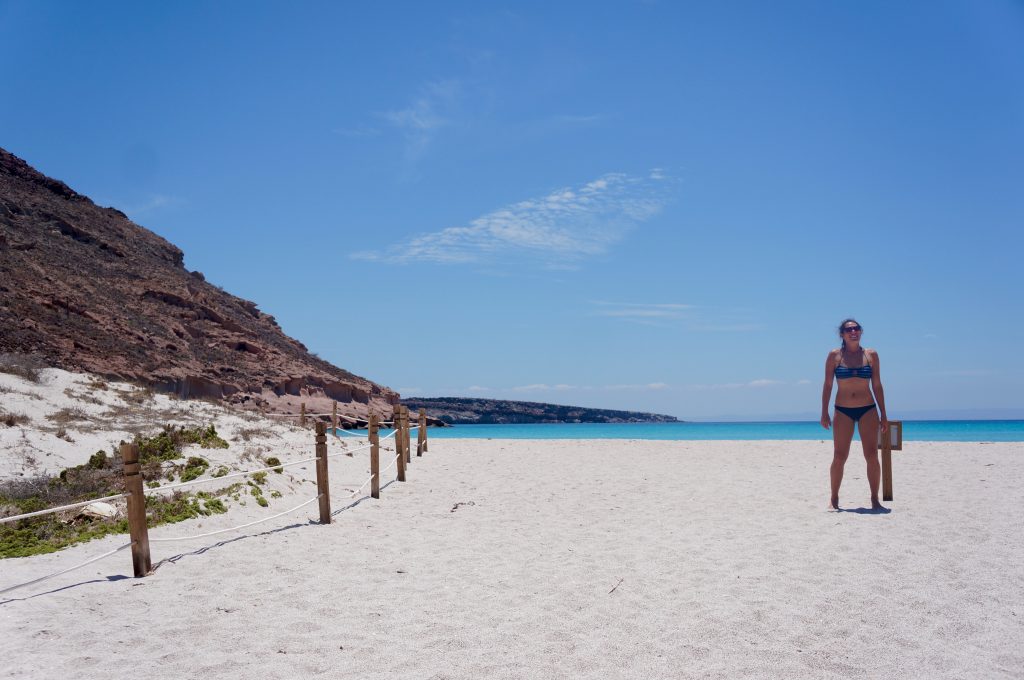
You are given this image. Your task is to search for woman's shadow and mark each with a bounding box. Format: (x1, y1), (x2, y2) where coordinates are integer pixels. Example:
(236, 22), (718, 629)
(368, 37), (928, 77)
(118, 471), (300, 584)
(837, 505), (892, 515)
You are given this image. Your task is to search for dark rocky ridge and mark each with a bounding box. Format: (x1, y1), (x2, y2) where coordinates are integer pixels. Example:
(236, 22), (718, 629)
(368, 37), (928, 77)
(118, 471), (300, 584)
(400, 397), (679, 425)
(0, 147), (398, 417)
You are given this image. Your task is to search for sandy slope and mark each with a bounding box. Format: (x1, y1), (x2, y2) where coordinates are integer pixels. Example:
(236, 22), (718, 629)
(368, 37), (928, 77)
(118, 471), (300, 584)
(2, 417), (1023, 679)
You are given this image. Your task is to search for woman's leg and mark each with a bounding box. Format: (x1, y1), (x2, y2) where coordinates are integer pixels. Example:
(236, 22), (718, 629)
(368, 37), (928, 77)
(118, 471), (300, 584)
(858, 408), (883, 508)
(830, 409), (855, 509)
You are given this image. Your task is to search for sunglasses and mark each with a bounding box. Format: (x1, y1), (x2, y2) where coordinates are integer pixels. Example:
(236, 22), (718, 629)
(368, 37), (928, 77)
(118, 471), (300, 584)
(842, 325), (862, 333)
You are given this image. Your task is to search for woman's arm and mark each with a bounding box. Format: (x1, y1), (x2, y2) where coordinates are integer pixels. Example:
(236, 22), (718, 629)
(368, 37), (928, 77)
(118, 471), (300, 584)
(821, 351), (836, 429)
(870, 349), (888, 432)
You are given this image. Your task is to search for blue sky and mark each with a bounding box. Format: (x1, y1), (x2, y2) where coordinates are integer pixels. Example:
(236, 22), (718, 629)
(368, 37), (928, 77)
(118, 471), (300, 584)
(2, 1), (1023, 420)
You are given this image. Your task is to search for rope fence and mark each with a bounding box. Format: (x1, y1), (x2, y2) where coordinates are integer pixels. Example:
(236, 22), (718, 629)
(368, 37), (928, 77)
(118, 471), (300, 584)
(0, 542), (134, 596)
(148, 495), (323, 543)
(0, 492), (130, 525)
(265, 401), (401, 430)
(0, 405), (431, 595)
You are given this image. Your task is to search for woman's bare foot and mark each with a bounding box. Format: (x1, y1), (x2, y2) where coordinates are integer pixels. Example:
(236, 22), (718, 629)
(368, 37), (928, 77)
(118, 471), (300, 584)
(827, 497), (840, 511)
(871, 497), (885, 511)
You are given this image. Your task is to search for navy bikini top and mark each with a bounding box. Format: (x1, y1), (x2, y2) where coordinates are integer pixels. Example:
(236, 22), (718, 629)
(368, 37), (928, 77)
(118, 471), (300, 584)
(835, 350), (872, 380)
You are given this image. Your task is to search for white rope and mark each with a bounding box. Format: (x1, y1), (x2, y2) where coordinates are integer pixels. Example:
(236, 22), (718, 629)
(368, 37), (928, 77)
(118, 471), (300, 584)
(331, 429), (367, 438)
(379, 450), (401, 478)
(343, 471), (375, 499)
(0, 492), (131, 525)
(150, 433), (395, 496)
(340, 446), (401, 499)
(266, 413), (398, 428)
(266, 411), (371, 419)
(0, 542), (134, 595)
(149, 495), (323, 543)
(144, 456), (318, 495)
(326, 441), (373, 459)
(331, 426), (414, 439)
(1, 428), (430, 596)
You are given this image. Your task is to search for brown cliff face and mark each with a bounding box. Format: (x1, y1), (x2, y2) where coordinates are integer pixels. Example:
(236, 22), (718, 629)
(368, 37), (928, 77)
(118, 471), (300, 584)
(0, 148), (398, 417)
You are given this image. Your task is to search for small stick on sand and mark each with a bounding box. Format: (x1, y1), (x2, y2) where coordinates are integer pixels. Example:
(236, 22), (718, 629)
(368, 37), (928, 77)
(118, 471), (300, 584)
(609, 578), (624, 594)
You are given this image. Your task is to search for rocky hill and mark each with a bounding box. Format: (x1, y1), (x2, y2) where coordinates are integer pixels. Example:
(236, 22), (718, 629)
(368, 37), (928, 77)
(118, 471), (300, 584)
(0, 147), (398, 418)
(400, 397), (679, 424)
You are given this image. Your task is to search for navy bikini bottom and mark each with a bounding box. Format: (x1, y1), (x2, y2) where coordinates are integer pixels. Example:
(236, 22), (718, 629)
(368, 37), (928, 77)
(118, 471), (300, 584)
(835, 403), (877, 422)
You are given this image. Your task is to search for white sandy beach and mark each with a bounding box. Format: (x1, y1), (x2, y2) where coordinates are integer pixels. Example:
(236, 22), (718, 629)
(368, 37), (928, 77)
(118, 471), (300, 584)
(3, 398), (1023, 680)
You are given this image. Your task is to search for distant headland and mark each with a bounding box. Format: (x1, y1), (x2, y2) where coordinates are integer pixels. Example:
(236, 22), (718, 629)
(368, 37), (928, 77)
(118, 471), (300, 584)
(399, 397), (680, 425)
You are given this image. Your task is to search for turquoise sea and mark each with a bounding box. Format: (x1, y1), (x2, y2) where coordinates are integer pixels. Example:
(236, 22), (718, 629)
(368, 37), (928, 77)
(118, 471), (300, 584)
(378, 420), (1024, 442)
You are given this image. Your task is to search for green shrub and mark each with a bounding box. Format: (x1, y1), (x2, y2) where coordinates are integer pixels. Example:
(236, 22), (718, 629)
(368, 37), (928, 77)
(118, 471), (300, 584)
(204, 499), (227, 514)
(0, 517), (130, 558)
(0, 454), (239, 558)
(194, 425), (229, 450)
(265, 456), (283, 473)
(251, 471), (268, 486)
(136, 428), (182, 462)
(135, 424), (229, 464)
(212, 465), (229, 478)
(255, 496), (268, 508)
(87, 450), (109, 469)
(179, 457), (209, 483)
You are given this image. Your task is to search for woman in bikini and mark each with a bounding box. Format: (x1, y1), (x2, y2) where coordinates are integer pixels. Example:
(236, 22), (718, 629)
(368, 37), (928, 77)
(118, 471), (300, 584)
(820, 318), (888, 510)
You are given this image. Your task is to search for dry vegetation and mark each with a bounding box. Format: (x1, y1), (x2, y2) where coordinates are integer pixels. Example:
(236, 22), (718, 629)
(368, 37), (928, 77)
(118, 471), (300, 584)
(236, 426), (278, 442)
(2, 410), (31, 427)
(46, 406), (89, 426)
(0, 353), (44, 383)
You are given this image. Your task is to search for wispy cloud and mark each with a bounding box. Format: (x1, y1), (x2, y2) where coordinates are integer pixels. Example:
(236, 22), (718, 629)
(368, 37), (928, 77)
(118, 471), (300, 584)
(382, 79), (462, 167)
(605, 383), (669, 391)
(590, 301), (764, 332)
(689, 379), (785, 390)
(454, 383), (671, 395)
(687, 323), (765, 332)
(352, 171), (672, 266)
(119, 194), (181, 216)
(591, 301), (693, 320)
(511, 383), (576, 392)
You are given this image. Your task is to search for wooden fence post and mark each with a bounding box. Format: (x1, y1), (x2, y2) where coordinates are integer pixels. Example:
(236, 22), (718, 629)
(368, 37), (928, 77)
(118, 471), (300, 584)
(880, 420), (901, 502)
(369, 414), (380, 499)
(315, 422), (331, 523)
(121, 443), (151, 577)
(394, 405), (406, 482)
(403, 406), (412, 464)
(301, 402), (307, 428)
(881, 432), (893, 501)
(417, 408), (427, 456)
(331, 401), (337, 435)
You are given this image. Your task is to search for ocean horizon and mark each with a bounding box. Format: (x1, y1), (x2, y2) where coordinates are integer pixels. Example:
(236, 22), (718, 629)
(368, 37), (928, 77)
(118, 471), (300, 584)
(347, 420), (1024, 442)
